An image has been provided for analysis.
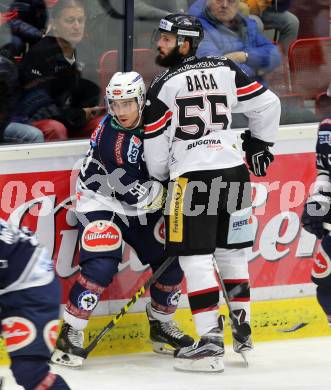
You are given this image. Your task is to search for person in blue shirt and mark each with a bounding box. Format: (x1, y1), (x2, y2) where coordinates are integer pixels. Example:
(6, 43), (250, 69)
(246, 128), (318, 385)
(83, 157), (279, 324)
(0, 219), (70, 389)
(51, 71), (193, 368)
(188, 0), (281, 83)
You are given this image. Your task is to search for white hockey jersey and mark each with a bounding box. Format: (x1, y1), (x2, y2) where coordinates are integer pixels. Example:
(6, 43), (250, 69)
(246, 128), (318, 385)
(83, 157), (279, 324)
(143, 55), (281, 181)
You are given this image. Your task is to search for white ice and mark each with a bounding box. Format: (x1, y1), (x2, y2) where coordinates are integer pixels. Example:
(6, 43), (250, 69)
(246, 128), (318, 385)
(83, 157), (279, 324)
(0, 337), (330, 390)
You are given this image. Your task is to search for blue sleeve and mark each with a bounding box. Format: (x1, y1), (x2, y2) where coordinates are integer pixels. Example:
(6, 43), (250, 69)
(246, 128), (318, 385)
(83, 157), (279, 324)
(196, 30), (224, 58)
(245, 22), (281, 73)
(9, 19), (43, 43)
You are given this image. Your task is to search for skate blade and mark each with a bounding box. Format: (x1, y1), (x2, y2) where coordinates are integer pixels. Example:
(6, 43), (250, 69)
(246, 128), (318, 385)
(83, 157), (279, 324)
(239, 351), (249, 367)
(174, 357), (224, 373)
(150, 341), (175, 356)
(50, 348), (84, 368)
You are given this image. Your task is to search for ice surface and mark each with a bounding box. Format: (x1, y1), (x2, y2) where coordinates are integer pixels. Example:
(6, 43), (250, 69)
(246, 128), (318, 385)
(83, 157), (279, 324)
(1, 337), (330, 390)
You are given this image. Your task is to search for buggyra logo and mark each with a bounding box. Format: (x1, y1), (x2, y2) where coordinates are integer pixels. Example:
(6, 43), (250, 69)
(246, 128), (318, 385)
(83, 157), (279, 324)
(187, 139), (222, 150)
(127, 135), (142, 164)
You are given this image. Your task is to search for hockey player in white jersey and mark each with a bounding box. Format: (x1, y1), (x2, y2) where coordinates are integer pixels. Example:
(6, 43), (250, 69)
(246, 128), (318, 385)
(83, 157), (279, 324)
(143, 14), (281, 372)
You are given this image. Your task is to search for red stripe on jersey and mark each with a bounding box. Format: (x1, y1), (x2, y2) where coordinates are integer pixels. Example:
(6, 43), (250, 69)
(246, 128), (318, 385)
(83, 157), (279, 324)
(224, 279), (248, 284)
(188, 286), (219, 297)
(191, 305), (219, 315)
(237, 82), (262, 96)
(144, 110), (172, 134)
(231, 297), (250, 302)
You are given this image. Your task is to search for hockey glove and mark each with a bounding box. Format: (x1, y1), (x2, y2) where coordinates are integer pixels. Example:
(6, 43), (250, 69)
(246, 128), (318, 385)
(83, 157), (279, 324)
(241, 130), (274, 177)
(301, 193), (331, 239)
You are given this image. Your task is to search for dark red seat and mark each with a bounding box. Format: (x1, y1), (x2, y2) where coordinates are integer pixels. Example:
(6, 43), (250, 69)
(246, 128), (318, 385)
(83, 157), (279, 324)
(288, 37), (331, 99)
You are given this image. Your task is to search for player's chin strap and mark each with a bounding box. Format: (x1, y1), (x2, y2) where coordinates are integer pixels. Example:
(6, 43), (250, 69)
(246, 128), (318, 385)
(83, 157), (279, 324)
(72, 256), (177, 359)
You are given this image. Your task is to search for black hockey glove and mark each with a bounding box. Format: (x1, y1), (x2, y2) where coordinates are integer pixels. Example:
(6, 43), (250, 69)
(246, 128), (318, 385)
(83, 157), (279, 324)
(241, 130), (274, 177)
(301, 193), (331, 239)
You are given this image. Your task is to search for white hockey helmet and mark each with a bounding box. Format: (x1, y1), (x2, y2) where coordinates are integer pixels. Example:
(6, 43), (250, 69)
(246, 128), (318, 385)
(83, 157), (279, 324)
(105, 71), (146, 117)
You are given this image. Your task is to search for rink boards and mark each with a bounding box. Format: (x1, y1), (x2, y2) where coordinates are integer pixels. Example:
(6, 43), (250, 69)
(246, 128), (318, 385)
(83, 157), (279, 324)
(0, 123), (330, 364)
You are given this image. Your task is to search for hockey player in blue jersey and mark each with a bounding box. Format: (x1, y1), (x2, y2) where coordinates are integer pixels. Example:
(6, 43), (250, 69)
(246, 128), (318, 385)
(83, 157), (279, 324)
(51, 71), (193, 368)
(0, 218), (70, 389)
(301, 114), (331, 326)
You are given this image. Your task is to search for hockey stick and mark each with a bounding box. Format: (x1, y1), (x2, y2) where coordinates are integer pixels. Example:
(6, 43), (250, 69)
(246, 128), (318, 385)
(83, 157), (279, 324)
(72, 256), (177, 359)
(212, 256), (251, 366)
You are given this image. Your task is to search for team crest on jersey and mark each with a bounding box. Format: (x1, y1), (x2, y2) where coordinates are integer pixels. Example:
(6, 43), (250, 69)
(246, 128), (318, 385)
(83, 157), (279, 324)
(167, 290), (181, 306)
(2, 317), (37, 352)
(312, 246), (331, 278)
(127, 135), (142, 164)
(319, 131), (331, 145)
(43, 320), (59, 352)
(78, 290), (99, 311)
(82, 220), (122, 252)
(153, 217), (165, 244)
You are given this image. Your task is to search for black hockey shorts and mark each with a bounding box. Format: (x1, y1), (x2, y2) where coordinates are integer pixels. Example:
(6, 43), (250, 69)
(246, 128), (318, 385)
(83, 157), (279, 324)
(164, 164), (254, 256)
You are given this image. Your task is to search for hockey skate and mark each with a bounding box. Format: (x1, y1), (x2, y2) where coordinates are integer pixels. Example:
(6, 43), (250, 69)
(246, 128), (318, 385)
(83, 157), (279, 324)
(51, 322), (85, 368)
(174, 326), (224, 372)
(146, 302), (194, 354)
(228, 310), (253, 366)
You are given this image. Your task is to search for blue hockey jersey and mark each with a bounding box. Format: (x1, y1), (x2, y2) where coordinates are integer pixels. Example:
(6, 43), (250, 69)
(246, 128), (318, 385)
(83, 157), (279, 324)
(316, 116), (331, 176)
(76, 115), (164, 216)
(0, 219), (54, 295)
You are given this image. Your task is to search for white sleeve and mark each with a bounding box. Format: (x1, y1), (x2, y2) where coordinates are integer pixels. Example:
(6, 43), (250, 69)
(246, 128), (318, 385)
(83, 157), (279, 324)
(233, 89), (281, 144)
(228, 59), (281, 144)
(143, 91), (172, 181)
(144, 132), (170, 181)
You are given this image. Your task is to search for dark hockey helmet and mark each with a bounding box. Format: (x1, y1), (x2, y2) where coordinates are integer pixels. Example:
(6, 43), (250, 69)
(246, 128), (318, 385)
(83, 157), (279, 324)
(158, 14), (204, 51)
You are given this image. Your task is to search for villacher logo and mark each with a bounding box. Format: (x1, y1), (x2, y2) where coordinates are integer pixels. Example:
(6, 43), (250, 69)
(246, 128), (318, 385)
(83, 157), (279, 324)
(82, 221), (122, 252)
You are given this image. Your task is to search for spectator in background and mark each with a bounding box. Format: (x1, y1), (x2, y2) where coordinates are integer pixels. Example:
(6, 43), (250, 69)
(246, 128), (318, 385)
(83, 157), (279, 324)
(0, 10), (44, 143)
(188, 0), (281, 84)
(0, 54), (44, 143)
(252, 0), (299, 53)
(134, 0), (188, 47)
(239, 0), (264, 32)
(7, 0), (48, 57)
(85, 0), (188, 70)
(16, 0), (102, 141)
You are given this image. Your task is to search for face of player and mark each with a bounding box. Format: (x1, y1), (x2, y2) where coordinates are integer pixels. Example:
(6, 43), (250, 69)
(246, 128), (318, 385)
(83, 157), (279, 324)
(53, 5), (86, 46)
(207, 0), (239, 25)
(111, 99), (140, 129)
(157, 32), (177, 59)
(156, 32), (184, 67)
